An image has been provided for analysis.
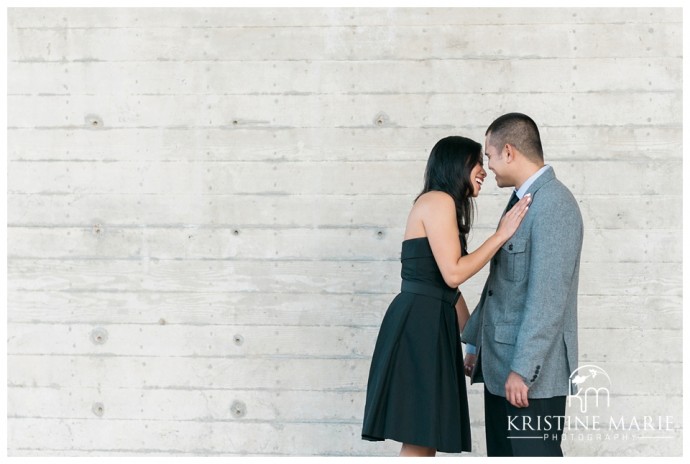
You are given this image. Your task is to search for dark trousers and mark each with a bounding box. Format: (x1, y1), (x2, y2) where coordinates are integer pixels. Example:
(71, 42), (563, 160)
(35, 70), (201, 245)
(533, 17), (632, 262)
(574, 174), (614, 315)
(484, 385), (567, 456)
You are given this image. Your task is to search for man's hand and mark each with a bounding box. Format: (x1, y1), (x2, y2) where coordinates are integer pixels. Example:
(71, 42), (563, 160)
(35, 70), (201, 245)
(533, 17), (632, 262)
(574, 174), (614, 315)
(505, 371), (529, 408)
(463, 353), (477, 377)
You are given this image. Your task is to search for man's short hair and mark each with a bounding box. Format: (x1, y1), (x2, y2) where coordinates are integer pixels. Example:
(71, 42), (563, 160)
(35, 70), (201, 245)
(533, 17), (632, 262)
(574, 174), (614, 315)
(485, 113), (544, 161)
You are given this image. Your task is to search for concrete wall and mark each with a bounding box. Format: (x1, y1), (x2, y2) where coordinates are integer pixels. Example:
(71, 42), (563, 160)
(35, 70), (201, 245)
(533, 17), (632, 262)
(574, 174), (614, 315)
(7, 8), (682, 456)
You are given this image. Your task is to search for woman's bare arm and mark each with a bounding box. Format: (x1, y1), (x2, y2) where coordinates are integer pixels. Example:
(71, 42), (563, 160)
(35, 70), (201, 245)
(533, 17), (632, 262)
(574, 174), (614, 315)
(417, 191), (530, 288)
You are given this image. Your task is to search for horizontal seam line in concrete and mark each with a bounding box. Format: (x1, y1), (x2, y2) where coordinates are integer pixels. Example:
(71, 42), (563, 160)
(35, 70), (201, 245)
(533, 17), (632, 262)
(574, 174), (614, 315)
(3, 322), (385, 328)
(5, 157), (682, 161)
(6, 352), (372, 358)
(6, 125), (682, 130)
(4, 223), (401, 229)
(6, 289), (681, 297)
(7, 415), (369, 424)
(6, 224), (682, 230)
(6, 385), (680, 398)
(8, 55), (683, 63)
(6, 448), (322, 456)
(5, 255), (685, 262)
(6, 289), (677, 295)
(7, 124), (683, 131)
(7, 321), (680, 331)
(17, 257), (399, 262)
(7, 416), (682, 432)
(6, 446), (293, 456)
(7, 384), (369, 392)
(6, 352), (682, 361)
(7, 385), (680, 398)
(8, 56), (684, 64)
(9, 21), (681, 29)
(5, 259), (683, 266)
(4, 125), (683, 130)
(4, 322), (683, 330)
(7, 90), (682, 96)
(4, 191), (684, 197)
(5, 225), (679, 232)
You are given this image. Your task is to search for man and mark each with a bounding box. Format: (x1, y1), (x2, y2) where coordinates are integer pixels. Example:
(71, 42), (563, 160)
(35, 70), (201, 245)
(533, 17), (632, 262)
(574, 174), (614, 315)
(461, 113), (583, 456)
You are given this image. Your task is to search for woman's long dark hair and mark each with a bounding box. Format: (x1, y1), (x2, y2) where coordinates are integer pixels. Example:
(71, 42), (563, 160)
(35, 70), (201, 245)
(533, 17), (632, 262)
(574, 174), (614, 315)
(414, 136), (483, 243)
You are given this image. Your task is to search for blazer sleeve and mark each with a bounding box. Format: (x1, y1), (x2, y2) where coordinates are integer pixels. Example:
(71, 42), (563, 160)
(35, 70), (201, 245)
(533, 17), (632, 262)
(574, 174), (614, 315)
(510, 201), (583, 386)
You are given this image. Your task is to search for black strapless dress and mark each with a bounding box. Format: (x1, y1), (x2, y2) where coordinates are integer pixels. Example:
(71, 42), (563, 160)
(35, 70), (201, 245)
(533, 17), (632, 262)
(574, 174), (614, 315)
(361, 236), (471, 453)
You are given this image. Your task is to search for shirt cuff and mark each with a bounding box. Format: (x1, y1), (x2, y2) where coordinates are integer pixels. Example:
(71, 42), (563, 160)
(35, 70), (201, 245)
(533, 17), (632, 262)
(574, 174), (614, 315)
(465, 343), (477, 355)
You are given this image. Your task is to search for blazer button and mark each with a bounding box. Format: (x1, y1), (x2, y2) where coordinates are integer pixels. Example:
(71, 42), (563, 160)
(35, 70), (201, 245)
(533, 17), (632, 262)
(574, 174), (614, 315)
(488, 290), (493, 296)
(508, 243), (513, 251)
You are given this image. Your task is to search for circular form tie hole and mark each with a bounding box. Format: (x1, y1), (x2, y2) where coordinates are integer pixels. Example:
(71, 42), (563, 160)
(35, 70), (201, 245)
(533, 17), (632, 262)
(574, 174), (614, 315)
(373, 112), (389, 127)
(92, 402), (105, 417)
(85, 114), (103, 129)
(90, 327), (109, 345)
(230, 400), (246, 418)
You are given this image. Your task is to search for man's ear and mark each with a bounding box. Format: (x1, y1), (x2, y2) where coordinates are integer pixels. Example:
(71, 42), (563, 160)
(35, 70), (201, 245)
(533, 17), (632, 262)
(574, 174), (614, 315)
(504, 143), (515, 163)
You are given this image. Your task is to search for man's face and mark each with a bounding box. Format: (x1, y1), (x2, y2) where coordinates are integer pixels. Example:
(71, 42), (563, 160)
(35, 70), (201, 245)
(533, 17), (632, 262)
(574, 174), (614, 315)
(484, 134), (511, 188)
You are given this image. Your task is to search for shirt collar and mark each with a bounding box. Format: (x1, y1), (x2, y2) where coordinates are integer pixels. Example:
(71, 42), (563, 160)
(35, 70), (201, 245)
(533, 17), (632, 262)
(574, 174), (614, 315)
(515, 164), (550, 199)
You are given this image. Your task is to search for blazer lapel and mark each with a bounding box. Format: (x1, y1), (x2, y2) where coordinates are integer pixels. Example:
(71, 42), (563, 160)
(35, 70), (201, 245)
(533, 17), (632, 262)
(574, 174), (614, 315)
(525, 165), (556, 197)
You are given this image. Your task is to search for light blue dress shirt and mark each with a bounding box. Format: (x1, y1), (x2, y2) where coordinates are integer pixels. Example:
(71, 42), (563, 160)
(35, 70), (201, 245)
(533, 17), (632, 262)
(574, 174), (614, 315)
(464, 165), (550, 356)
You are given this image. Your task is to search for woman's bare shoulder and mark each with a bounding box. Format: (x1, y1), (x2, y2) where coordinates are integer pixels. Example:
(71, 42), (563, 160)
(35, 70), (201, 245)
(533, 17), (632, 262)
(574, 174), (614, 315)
(415, 190), (455, 209)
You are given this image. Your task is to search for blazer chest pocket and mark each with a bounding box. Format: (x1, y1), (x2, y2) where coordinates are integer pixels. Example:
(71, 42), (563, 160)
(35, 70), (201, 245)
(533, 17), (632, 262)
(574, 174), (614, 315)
(499, 237), (527, 282)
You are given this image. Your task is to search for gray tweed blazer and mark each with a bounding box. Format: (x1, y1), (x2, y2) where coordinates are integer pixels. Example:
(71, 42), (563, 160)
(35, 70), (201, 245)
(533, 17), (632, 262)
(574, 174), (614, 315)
(462, 166), (584, 399)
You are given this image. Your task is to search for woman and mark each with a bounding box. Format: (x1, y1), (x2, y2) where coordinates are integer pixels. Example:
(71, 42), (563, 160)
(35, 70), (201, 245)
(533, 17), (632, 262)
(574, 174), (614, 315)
(361, 136), (530, 456)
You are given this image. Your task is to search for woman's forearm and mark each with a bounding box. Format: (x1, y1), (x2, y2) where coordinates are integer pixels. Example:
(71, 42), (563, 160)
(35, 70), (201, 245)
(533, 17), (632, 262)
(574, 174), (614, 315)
(446, 232), (508, 287)
(455, 294), (471, 332)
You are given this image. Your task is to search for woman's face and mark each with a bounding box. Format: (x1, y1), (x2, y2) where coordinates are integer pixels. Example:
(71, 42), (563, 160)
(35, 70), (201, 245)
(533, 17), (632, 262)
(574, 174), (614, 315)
(469, 161), (487, 197)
